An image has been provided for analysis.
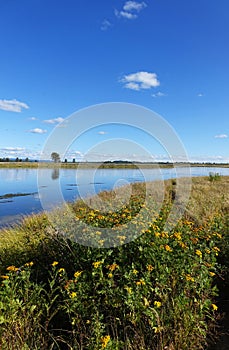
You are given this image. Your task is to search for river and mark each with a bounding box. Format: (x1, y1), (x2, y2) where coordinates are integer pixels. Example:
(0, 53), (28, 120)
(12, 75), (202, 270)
(0, 166), (228, 228)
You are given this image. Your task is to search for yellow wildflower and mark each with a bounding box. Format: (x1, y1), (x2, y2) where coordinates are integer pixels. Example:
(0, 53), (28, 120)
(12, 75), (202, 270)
(165, 245), (172, 252)
(161, 232), (169, 238)
(74, 271), (83, 278)
(1, 275), (9, 279)
(143, 297), (149, 307)
(108, 273), (113, 278)
(136, 279), (145, 286)
(147, 264), (154, 272)
(70, 292), (77, 298)
(92, 261), (103, 269)
(195, 250), (202, 257)
(101, 335), (111, 349)
(95, 231), (102, 235)
(179, 241), (187, 249)
(154, 301), (162, 308)
(153, 326), (163, 333)
(125, 286), (132, 294)
(58, 268), (65, 273)
(174, 232), (182, 240)
(212, 303), (218, 311)
(6, 265), (18, 272)
(24, 261), (34, 267)
(209, 272), (216, 277)
(205, 248), (211, 254)
(213, 246), (220, 252)
(107, 263), (119, 271)
(52, 261), (59, 267)
(132, 269), (138, 275)
(186, 274), (195, 282)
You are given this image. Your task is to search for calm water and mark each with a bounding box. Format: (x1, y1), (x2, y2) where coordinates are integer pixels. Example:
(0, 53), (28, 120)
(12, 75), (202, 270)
(0, 167), (228, 227)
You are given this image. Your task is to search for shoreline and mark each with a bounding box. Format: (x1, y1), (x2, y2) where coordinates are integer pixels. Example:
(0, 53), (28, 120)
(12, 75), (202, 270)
(0, 161), (229, 169)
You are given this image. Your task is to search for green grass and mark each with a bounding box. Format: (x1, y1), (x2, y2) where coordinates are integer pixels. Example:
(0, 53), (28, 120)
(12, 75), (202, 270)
(0, 177), (228, 349)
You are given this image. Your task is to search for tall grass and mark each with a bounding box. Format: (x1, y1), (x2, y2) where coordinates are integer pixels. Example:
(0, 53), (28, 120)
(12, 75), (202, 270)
(0, 177), (228, 349)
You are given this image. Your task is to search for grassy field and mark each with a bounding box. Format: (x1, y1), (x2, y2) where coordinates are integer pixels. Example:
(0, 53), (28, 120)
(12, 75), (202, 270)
(0, 161), (229, 169)
(0, 176), (228, 349)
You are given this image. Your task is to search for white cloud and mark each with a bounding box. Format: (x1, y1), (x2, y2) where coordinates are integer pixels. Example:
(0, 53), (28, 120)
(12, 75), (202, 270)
(101, 19), (112, 31)
(98, 131), (108, 135)
(65, 150), (84, 160)
(43, 117), (65, 124)
(115, 1), (147, 20)
(123, 1), (147, 12)
(124, 82), (140, 90)
(28, 128), (47, 134)
(118, 11), (137, 19)
(121, 71), (160, 90)
(152, 91), (167, 98)
(197, 93), (204, 97)
(0, 99), (29, 112)
(1, 147), (25, 151)
(214, 134), (228, 139)
(28, 117), (38, 121)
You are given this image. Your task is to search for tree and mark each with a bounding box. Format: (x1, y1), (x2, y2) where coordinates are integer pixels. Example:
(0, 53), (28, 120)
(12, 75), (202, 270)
(51, 152), (60, 163)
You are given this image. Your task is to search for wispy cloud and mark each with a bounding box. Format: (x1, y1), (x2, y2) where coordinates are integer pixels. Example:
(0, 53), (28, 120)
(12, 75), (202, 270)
(28, 117), (38, 121)
(101, 19), (112, 31)
(115, 1), (147, 20)
(43, 117), (65, 124)
(197, 93), (204, 97)
(214, 134), (228, 139)
(121, 71), (160, 90)
(123, 1), (147, 12)
(152, 91), (167, 98)
(98, 131), (108, 135)
(0, 99), (29, 112)
(1, 147), (25, 152)
(115, 10), (137, 19)
(28, 128), (47, 134)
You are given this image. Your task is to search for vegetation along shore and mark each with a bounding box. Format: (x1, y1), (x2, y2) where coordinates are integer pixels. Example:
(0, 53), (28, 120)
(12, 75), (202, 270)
(0, 160), (229, 169)
(0, 176), (228, 349)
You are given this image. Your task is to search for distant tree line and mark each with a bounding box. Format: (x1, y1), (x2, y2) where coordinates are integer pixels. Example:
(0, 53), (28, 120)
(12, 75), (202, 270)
(0, 157), (31, 162)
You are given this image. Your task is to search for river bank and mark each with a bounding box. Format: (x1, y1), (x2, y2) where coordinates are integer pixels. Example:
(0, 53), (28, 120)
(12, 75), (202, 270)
(0, 161), (229, 169)
(0, 176), (228, 349)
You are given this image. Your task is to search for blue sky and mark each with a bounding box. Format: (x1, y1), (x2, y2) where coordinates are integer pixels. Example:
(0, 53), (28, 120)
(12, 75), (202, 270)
(0, 0), (228, 162)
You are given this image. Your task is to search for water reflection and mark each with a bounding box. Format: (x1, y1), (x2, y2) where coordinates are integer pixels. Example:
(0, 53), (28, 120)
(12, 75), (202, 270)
(51, 168), (60, 180)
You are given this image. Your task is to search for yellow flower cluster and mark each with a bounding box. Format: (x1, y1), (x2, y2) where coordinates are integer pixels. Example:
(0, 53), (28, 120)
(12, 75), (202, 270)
(6, 265), (19, 272)
(165, 245), (172, 252)
(195, 250), (202, 257)
(74, 271), (83, 278)
(186, 274), (195, 282)
(136, 279), (145, 286)
(52, 261), (59, 267)
(92, 261), (103, 269)
(125, 286), (132, 294)
(154, 301), (162, 308)
(101, 335), (111, 348)
(106, 263), (119, 271)
(70, 292), (77, 298)
(146, 264), (154, 271)
(1, 275), (9, 279)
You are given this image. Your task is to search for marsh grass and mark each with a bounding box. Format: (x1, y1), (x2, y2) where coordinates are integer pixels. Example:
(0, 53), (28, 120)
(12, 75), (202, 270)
(0, 177), (228, 349)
